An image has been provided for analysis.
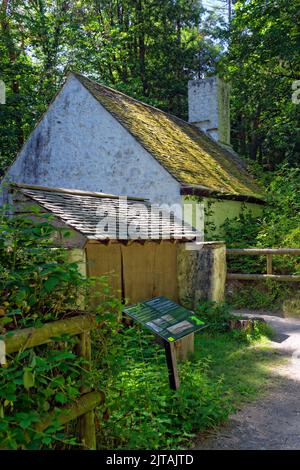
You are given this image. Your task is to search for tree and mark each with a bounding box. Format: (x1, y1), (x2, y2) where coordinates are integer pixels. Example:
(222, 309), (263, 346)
(222, 0), (300, 168)
(0, 0), (220, 175)
(0, 0), (74, 175)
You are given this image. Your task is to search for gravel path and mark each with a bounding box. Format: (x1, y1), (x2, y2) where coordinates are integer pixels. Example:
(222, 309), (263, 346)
(194, 312), (300, 450)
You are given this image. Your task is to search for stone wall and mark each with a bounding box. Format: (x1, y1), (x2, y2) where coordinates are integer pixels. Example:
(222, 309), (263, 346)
(177, 241), (226, 308)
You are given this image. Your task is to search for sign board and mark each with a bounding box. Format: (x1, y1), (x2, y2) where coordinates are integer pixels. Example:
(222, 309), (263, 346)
(123, 296), (206, 343)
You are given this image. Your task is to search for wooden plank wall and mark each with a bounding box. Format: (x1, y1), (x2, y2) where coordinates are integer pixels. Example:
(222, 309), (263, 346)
(85, 241), (178, 304)
(85, 243), (123, 300)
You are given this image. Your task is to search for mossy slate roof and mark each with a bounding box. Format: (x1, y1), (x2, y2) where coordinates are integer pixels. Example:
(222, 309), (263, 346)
(74, 73), (264, 202)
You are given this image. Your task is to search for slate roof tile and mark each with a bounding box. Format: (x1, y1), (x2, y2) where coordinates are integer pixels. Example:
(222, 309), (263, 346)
(73, 73), (264, 201)
(17, 185), (198, 242)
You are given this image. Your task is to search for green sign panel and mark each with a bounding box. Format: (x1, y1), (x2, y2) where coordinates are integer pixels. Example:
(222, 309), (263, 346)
(123, 296), (206, 342)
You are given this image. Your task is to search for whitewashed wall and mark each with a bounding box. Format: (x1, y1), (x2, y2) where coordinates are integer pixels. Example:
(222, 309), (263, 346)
(5, 74), (181, 206)
(188, 77), (230, 146)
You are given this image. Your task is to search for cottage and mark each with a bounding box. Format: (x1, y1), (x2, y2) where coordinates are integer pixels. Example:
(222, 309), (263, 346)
(2, 73), (264, 237)
(9, 183), (225, 308)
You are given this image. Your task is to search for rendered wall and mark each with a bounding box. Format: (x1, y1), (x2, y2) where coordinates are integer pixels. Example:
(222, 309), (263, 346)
(177, 242), (226, 308)
(4, 74), (181, 206)
(182, 195), (263, 240)
(203, 198), (263, 238)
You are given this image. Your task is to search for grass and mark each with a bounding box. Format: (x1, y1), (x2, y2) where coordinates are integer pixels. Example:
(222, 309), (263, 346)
(194, 332), (282, 406)
(94, 320), (283, 450)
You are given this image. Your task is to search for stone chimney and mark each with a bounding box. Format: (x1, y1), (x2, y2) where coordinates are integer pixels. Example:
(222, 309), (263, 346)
(188, 76), (231, 147)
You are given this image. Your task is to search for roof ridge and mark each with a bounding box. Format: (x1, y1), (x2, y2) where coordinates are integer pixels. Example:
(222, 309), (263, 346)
(71, 71), (195, 129)
(72, 72), (264, 201)
(11, 183), (147, 202)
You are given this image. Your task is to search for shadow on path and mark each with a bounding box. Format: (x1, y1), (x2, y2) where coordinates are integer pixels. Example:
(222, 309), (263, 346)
(193, 312), (300, 450)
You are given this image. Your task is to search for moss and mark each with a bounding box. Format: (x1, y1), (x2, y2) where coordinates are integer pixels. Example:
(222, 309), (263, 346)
(75, 73), (264, 200)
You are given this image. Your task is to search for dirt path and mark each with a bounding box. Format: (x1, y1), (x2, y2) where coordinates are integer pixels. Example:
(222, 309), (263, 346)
(194, 312), (300, 450)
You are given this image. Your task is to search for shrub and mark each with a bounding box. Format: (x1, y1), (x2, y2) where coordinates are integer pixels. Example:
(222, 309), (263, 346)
(0, 206), (90, 331)
(220, 166), (300, 309)
(195, 301), (234, 333)
(0, 206), (122, 449)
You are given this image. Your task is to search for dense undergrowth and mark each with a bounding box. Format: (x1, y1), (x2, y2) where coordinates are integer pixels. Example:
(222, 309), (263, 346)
(0, 206), (116, 449)
(219, 166), (300, 311)
(93, 302), (277, 450)
(0, 205), (279, 450)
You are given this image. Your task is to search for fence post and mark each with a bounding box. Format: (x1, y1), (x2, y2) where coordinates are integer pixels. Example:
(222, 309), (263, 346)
(77, 331), (97, 450)
(267, 254), (273, 274)
(226, 248), (300, 282)
(2, 315), (101, 450)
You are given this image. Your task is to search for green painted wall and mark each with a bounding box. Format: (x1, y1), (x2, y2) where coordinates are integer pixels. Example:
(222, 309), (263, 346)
(183, 196), (263, 240)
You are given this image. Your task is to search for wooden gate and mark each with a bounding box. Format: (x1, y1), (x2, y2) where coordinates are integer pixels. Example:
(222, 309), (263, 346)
(85, 241), (178, 303)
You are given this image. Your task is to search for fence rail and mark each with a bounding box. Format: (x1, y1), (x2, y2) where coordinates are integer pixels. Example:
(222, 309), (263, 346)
(226, 248), (300, 282)
(4, 314), (97, 354)
(1, 313), (103, 450)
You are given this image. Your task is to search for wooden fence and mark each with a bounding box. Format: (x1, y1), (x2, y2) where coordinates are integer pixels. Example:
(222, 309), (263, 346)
(226, 248), (300, 282)
(2, 314), (104, 450)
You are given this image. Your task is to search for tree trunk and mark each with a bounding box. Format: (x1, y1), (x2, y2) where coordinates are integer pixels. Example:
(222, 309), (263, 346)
(136, 0), (147, 96)
(0, 0), (23, 146)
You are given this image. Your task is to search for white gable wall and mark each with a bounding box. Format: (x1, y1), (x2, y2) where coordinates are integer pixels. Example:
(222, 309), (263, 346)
(4, 74), (180, 206)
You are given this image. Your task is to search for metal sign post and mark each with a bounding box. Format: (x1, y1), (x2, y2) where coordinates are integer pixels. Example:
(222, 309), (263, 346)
(123, 296), (207, 390)
(164, 340), (180, 390)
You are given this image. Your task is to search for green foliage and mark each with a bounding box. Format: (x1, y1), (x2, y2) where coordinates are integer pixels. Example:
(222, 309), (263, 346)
(95, 327), (228, 449)
(195, 301), (234, 333)
(0, 0), (221, 175)
(92, 317), (277, 449)
(227, 280), (294, 312)
(257, 166), (300, 254)
(252, 320), (274, 341)
(0, 206), (90, 330)
(219, 166), (300, 310)
(221, 167), (300, 276)
(229, 319), (275, 344)
(194, 300), (274, 342)
(0, 340), (88, 450)
(222, 0), (300, 168)
(0, 208), (108, 449)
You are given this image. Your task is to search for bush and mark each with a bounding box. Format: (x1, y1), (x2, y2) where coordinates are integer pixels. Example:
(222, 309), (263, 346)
(195, 301), (234, 332)
(220, 166), (300, 309)
(194, 301), (274, 342)
(0, 206), (90, 331)
(0, 340), (89, 449)
(226, 279), (295, 311)
(222, 166), (300, 271)
(0, 206), (120, 449)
